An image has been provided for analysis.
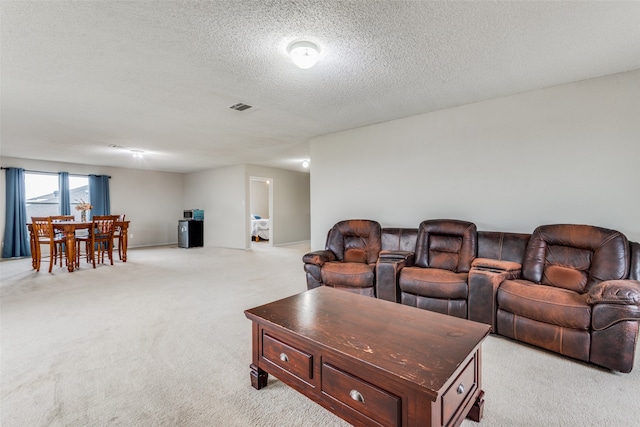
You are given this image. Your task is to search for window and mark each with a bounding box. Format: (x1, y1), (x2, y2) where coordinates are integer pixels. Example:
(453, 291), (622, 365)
(25, 172), (59, 220)
(25, 172), (89, 221)
(69, 176), (89, 220)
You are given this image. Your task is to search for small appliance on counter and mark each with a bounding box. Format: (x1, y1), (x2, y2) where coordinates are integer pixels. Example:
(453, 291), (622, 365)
(183, 209), (204, 221)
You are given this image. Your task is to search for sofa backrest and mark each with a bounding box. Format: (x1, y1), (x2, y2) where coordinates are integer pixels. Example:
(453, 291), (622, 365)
(382, 228), (530, 263)
(380, 225), (636, 282)
(413, 219), (477, 273)
(381, 228), (418, 252)
(326, 219), (382, 264)
(522, 224), (629, 293)
(477, 231), (531, 263)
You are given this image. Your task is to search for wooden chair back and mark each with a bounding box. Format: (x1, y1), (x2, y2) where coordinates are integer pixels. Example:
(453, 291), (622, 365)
(30, 216), (59, 272)
(92, 215), (118, 238)
(31, 217), (54, 240)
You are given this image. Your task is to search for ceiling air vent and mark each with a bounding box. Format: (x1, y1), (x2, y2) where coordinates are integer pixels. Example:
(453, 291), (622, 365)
(229, 103), (252, 111)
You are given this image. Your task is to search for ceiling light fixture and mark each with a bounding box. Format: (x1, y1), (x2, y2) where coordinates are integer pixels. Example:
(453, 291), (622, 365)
(288, 41), (320, 69)
(131, 149), (144, 158)
(302, 160), (310, 168)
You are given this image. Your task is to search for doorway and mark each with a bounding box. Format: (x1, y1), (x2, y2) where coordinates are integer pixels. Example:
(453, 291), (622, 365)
(249, 177), (272, 245)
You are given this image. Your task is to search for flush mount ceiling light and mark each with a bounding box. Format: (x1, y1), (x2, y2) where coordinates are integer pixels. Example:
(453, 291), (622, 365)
(288, 41), (320, 69)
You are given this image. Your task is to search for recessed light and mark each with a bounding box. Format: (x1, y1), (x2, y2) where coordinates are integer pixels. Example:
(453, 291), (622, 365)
(302, 160), (310, 168)
(131, 150), (144, 158)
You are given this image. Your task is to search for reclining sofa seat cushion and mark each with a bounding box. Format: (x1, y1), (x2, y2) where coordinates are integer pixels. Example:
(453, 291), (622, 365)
(398, 219), (477, 318)
(318, 219), (382, 296)
(496, 224), (630, 364)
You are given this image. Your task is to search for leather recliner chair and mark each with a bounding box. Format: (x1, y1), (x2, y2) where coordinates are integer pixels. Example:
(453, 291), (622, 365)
(303, 219), (382, 297)
(496, 224), (640, 372)
(397, 219), (477, 318)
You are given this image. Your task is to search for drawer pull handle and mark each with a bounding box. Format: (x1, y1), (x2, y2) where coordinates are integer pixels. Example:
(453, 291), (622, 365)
(279, 353), (289, 362)
(457, 383), (465, 395)
(350, 389), (365, 403)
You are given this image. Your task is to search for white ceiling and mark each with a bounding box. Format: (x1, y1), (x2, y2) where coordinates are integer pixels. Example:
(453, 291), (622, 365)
(2, 1), (639, 173)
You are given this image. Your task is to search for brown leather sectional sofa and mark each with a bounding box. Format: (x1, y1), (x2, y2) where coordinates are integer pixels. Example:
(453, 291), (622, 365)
(303, 219), (640, 373)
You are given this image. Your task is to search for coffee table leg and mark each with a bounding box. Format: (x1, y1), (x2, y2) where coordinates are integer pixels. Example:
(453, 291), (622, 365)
(467, 390), (485, 422)
(250, 363), (268, 390)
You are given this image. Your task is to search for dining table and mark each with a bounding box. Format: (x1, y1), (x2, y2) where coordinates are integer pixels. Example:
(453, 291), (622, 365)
(28, 220), (130, 272)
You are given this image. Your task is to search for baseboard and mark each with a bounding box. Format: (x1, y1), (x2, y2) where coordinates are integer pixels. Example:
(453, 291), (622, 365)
(274, 240), (310, 247)
(129, 243), (178, 249)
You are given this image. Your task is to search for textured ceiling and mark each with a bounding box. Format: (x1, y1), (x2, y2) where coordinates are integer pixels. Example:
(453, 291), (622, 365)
(1, 1), (639, 173)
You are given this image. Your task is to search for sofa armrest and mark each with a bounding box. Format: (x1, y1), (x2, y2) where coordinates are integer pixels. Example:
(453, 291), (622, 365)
(376, 254), (412, 303)
(378, 250), (415, 265)
(587, 280), (640, 305)
(468, 260), (522, 331)
(589, 280), (640, 372)
(302, 250), (336, 267)
(471, 257), (522, 273)
(376, 251), (414, 303)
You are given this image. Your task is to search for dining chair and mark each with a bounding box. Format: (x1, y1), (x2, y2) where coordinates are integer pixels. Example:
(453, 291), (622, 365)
(31, 216), (65, 273)
(51, 215), (75, 267)
(112, 214), (126, 261)
(75, 215), (119, 268)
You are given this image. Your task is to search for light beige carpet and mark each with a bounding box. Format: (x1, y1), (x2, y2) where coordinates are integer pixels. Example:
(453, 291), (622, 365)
(1, 243), (639, 426)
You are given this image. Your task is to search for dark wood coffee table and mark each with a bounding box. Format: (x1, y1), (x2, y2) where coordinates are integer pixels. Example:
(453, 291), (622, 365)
(245, 287), (491, 427)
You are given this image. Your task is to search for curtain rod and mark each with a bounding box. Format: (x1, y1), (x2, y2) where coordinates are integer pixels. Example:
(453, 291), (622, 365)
(0, 167), (111, 178)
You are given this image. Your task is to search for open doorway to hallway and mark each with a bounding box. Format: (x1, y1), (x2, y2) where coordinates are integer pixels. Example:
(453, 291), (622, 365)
(249, 176), (272, 245)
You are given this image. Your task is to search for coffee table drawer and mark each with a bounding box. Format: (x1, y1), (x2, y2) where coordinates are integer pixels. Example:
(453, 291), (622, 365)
(263, 333), (313, 381)
(442, 356), (476, 425)
(322, 363), (400, 427)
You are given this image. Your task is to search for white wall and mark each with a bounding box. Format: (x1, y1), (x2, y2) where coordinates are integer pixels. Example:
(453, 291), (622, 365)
(0, 157), (185, 255)
(184, 165), (246, 249)
(309, 70), (640, 249)
(250, 179), (269, 219)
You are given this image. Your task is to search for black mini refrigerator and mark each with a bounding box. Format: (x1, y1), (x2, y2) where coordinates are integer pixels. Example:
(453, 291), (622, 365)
(178, 220), (203, 248)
